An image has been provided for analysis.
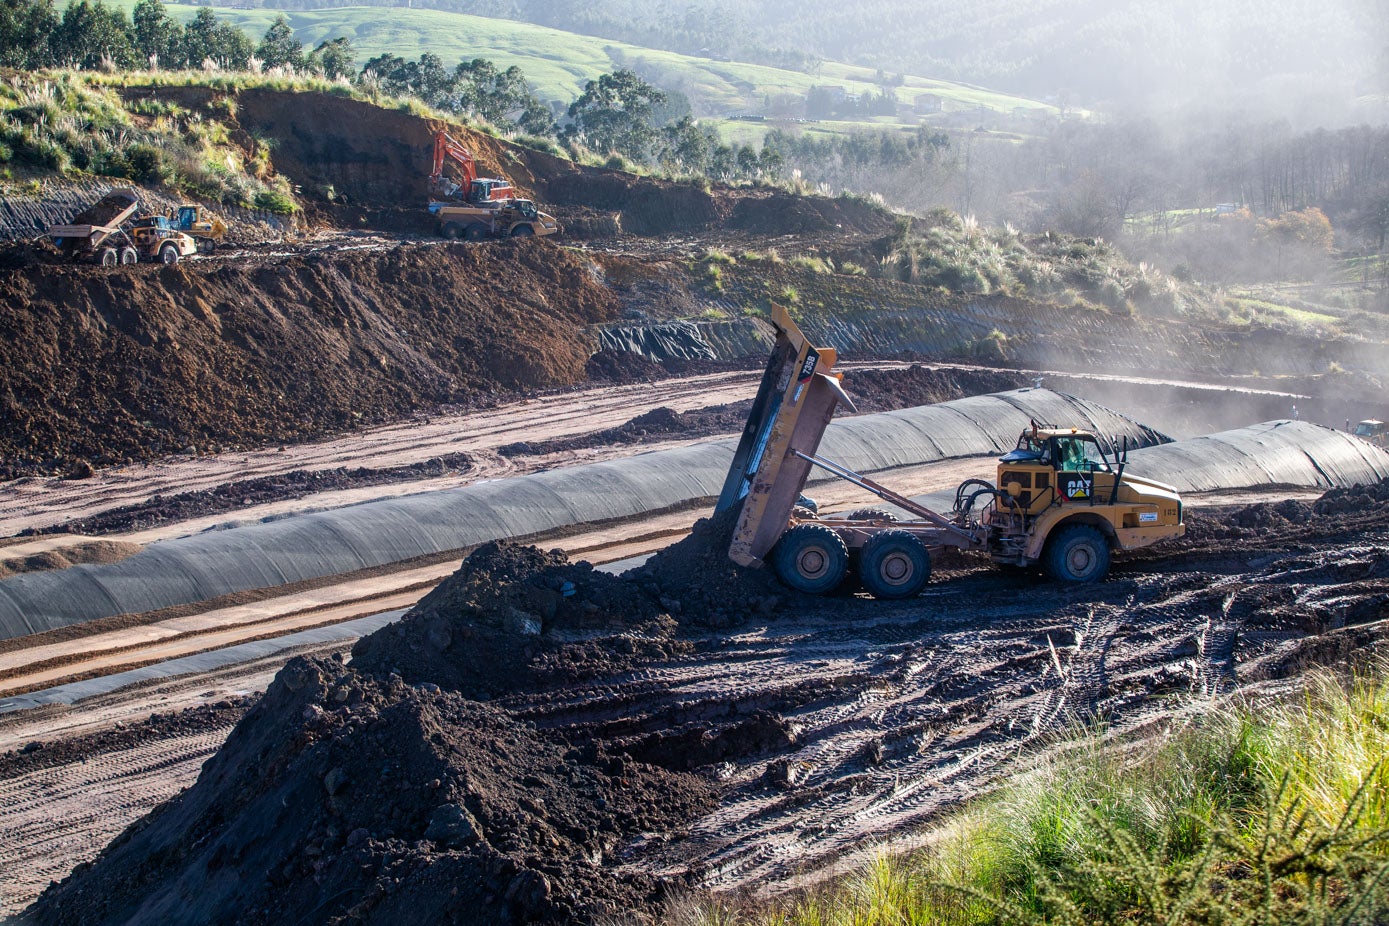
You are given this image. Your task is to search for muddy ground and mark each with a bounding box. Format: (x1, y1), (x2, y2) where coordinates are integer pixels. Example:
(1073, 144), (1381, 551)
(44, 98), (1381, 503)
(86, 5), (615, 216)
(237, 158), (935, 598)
(17, 481), (1389, 925)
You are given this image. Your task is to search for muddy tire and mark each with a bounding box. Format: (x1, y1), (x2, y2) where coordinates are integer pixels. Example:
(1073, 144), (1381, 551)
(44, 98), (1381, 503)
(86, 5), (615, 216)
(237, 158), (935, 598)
(1044, 523), (1110, 583)
(159, 244), (180, 266)
(773, 524), (849, 595)
(119, 247), (139, 265)
(441, 222), (463, 240)
(859, 530), (931, 599)
(464, 223), (488, 241)
(197, 238), (215, 254)
(790, 506), (818, 521)
(510, 224), (534, 237)
(844, 507), (898, 523)
(99, 248), (118, 266)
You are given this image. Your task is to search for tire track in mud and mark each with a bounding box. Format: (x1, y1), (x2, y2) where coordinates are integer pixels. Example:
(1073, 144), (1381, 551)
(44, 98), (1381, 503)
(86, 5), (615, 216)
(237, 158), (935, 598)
(0, 727), (232, 917)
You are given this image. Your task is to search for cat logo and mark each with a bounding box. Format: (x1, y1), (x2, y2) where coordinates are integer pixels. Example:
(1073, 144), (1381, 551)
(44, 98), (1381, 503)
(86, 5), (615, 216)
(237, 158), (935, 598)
(1065, 477), (1092, 500)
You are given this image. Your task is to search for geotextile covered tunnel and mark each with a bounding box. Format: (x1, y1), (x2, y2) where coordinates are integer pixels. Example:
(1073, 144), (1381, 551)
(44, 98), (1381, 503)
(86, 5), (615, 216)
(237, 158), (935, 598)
(0, 389), (1158, 640)
(0, 393), (1385, 641)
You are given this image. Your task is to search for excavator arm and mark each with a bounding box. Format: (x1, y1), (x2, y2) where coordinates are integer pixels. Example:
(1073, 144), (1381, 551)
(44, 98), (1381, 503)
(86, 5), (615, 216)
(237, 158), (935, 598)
(431, 131), (478, 189)
(430, 130), (515, 203)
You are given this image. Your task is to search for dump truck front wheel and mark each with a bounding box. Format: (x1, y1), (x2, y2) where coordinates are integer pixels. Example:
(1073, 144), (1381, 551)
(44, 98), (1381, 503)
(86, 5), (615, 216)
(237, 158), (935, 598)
(859, 530), (931, 599)
(773, 524), (849, 594)
(1044, 523), (1110, 583)
(159, 243), (180, 265)
(510, 224), (534, 237)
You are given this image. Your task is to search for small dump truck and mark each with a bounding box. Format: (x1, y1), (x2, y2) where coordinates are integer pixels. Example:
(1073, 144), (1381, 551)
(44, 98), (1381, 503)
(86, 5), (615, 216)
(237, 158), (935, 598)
(46, 188), (197, 266)
(718, 306), (1185, 597)
(430, 198), (560, 240)
(166, 204), (227, 252)
(1354, 420), (1388, 449)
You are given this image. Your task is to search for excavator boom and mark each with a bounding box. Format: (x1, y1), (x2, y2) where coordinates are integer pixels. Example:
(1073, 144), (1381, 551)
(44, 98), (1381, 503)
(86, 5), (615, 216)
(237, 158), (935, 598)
(430, 131), (514, 203)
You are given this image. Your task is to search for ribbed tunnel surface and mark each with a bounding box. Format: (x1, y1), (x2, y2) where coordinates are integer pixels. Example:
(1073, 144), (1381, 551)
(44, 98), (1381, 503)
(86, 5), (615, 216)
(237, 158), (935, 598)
(0, 389), (1157, 640)
(2, 397), (1384, 642)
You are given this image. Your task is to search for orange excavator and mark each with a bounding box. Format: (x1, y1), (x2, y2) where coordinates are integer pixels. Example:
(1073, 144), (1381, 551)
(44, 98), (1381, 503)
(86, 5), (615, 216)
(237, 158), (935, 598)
(429, 130), (515, 203)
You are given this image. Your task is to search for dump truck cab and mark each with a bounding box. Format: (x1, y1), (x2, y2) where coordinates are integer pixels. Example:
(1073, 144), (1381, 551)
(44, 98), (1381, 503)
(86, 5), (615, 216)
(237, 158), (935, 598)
(983, 425), (1184, 577)
(169, 205), (227, 251)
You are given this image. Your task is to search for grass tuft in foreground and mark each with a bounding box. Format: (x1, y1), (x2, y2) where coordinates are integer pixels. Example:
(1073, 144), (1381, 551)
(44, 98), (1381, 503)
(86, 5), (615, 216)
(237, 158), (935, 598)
(678, 666), (1389, 926)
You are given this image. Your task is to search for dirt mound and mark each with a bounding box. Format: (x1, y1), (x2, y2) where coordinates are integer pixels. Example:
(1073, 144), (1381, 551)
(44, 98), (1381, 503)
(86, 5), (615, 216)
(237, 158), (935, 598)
(544, 173), (721, 236)
(584, 348), (665, 382)
(840, 364), (1030, 413)
(497, 401), (751, 457)
(351, 542), (676, 698)
(0, 241), (615, 476)
(20, 656), (714, 926)
(727, 190), (894, 237)
(0, 539), (141, 578)
(635, 506), (787, 629)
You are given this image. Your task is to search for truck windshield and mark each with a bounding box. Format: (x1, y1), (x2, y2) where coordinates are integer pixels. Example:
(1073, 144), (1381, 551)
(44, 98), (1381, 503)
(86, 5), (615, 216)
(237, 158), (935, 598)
(1355, 423), (1377, 437)
(1052, 437), (1109, 471)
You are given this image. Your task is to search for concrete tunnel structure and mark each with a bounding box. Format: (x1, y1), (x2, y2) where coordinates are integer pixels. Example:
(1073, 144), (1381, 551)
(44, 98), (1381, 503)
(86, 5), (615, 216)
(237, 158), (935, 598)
(1, 390), (1386, 642)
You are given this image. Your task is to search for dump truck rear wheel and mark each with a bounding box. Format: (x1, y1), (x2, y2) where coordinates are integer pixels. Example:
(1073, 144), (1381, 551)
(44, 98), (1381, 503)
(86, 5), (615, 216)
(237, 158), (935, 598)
(159, 244), (180, 265)
(773, 524), (849, 595)
(1044, 523), (1110, 583)
(119, 247), (138, 265)
(464, 223), (488, 241)
(441, 222), (463, 240)
(99, 248), (118, 266)
(844, 507), (897, 522)
(859, 530), (931, 599)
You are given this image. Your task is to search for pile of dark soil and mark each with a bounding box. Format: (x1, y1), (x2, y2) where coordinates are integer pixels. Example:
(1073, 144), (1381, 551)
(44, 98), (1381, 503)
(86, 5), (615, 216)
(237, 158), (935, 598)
(840, 364), (1030, 414)
(583, 348), (665, 383)
(497, 402), (752, 457)
(726, 190), (894, 238)
(19, 656), (713, 926)
(34, 455), (480, 537)
(352, 542), (677, 698)
(635, 507), (787, 629)
(0, 241), (615, 476)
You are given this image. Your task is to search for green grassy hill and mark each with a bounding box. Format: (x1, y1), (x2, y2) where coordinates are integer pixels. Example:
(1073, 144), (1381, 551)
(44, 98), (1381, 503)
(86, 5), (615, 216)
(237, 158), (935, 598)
(105, 1), (1057, 135)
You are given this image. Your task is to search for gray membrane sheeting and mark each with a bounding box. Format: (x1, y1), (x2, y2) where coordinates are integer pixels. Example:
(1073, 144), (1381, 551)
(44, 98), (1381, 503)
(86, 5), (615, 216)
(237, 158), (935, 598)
(0, 388), (1161, 641)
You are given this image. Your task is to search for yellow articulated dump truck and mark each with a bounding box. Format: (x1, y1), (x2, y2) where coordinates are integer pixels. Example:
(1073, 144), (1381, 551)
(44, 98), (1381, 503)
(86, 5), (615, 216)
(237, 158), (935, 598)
(717, 306), (1185, 597)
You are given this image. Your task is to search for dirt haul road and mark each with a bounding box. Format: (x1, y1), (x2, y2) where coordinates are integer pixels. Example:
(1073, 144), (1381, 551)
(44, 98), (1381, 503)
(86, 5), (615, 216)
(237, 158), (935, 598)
(7, 482), (1389, 924)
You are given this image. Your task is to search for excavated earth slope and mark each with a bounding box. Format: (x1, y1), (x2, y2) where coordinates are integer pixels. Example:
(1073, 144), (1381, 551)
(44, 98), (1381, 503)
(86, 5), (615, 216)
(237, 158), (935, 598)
(0, 241), (614, 474)
(20, 481), (1389, 925)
